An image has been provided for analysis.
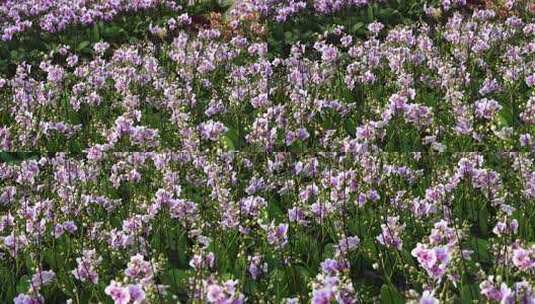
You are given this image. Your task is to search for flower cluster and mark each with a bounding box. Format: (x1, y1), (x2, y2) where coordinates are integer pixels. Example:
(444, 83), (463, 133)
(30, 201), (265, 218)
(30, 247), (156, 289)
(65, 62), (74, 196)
(0, 152), (531, 302)
(1, 0), (535, 303)
(0, 0), (181, 41)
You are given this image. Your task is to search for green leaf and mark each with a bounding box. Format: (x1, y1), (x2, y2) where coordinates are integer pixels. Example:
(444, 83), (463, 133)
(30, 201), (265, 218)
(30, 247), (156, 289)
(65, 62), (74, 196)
(322, 243), (336, 259)
(367, 5), (375, 21)
(352, 22), (364, 33)
(10, 50), (19, 61)
(400, 249), (416, 266)
(76, 41), (90, 52)
(16, 275), (30, 294)
(164, 268), (189, 287)
(223, 136), (236, 151)
(25, 254), (35, 271)
(460, 283), (479, 303)
(103, 25), (123, 38)
(344, 118), (356, 136)
(284, 31), (295, 43)
(92, 23), (101, 41)
(217, 0), (234, 8)
(497, 111), (511, 127)
(0, 152), (14, 162)
(378, 8), (395, 18)
(270, 269), (289, 298)
(478, 205), (489, 236)
(221, 127), (239, 151)
(380, 285), (404, 304)
(295, 265), (310, 281)
(266, 198), (283, 219)
(469, 238), (490, 263)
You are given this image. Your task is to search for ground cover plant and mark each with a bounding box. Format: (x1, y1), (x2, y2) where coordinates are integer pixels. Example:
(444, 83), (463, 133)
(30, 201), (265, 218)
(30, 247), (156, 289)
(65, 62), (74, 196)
(0, 0), (534, 303)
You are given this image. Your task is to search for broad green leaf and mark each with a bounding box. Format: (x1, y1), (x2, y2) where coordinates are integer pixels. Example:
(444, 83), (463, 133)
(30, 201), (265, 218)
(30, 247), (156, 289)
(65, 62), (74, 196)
(460, 283), (479, 303)
(380, 284), (404, 304)
(16, 275), (30, 294)
(469, 238), (490, 263)
(76, 41), (90, 52)
(478, 205), (489, 236)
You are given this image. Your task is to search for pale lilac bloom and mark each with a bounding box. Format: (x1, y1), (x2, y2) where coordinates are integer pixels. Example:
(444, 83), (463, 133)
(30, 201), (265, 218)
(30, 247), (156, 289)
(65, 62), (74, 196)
(199, 120), (228, 141)
(474, 98), (502, 120)
(266, 222), (289, 248)
(512, 247), (535, 271)
(31, 270), (55, 289)
(419, 290), (439, 304)
(105, 281), (131, 304)
(72, 249), (101, 284)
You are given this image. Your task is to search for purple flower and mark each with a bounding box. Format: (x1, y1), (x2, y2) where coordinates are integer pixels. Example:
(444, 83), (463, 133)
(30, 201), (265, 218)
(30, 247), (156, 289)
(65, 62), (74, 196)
(239, 196), (267, 217)
(94, 42), (110, 55)
(368, 22), (384, 34)
(419, 290), (439, 304)
(189, 252), (215, 271)
(3, 233), (28, 257)
(526, 74), (535, 87)
(480, 279), (515, 303)
(62, 221), (77, 234)
(13, 293), (44, 304)
(248, 255), (267, 280)
(377, 216), (405, 250)
(31, 270), (55, 289)
(199, 120), (228, 141)
(72, 249), (101, 284)
(512, 247), (535, 271)
(105, 281), (131, 304)
(320, 45), (338, 63)
(124, 254), (153, 283)
(321, 259), (341, 274)
(479, 78), (501, 96)
(312, 287), (334, 304)
(266, 222), (289, 248)
(474, 98), (502, 120)
(128, 284), (146, 304)
(336, 235), (360, 255)
(205, 279), (245, 304)
(411, 244), (450, 280)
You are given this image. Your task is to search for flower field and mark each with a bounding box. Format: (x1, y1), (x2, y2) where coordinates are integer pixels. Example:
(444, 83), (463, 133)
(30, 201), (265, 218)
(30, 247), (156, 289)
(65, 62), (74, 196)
(0, 0), (534, 303)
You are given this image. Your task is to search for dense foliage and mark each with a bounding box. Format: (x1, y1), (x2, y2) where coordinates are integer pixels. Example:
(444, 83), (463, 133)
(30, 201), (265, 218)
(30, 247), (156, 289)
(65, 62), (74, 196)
(0, 0), (534, 303)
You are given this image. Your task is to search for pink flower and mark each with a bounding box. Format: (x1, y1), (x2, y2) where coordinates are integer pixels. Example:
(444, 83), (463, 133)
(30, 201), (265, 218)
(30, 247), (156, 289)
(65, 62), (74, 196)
(3, 233), (28, 257)
(13, 293), (44, 304)
(266, 222), (289, 248)
(474, 98), (502, 120)
(72, 249), (101, 284)
(128, 285), (145, 304)
(480, 279), (515, 303)
(204, 279), (245, 304)
(512, 248), (535, 271)
(124, 254), (153, 284)
(412, 244), (436, 268)
(105, 281), (131, 304)
(412, 244), (450, 280)
(320, 45), (338, 63)
(206, 284), (225, 302)
(377, 216), (405, 250)
(526, 74), (535, 87)
(31, 270), (55, 289)
(419, 290), (439, 304)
